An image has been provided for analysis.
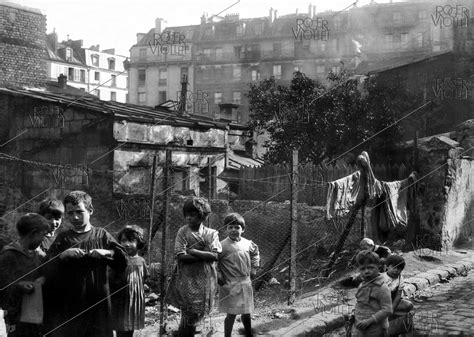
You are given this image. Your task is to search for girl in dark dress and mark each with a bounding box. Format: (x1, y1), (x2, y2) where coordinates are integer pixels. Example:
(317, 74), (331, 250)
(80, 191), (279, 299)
(110, 225), (148, 337)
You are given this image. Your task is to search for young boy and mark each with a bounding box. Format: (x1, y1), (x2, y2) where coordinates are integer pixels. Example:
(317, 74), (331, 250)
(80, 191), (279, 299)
(352, 250), (392, 337)
(217, 213), (260, 337)
(383, 255), (413, 316)
(44, 191), (126, 337)
(37, 198), (64, 253)
(341, 238), (392, 288)
(0, 213), (50, 336)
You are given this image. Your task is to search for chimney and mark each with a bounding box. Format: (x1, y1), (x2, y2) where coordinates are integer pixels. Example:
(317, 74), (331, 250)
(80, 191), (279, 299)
(155, 18), (162, 34)
(313, 5), (316, 18)
(296, 8), (298, 15)
(136, 33), (145, 43)
(274, 9), (278, 21)
(308, 4), (312, 16)
(269, 7), (274, 23)
(201, 13), (207, 24)
(58, 74), (67, 89)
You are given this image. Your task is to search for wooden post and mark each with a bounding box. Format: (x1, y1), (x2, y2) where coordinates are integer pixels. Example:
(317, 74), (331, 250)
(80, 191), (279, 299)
(159, 149), (172, 334)
(207, 157), (212, 228)
(147, 152), (157, 265)
(288, 149), (298, 305)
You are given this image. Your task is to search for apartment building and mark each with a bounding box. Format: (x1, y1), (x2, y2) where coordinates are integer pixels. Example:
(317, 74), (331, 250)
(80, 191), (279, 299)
(46, 32), (128, 102)
(129, 1), (459, 123)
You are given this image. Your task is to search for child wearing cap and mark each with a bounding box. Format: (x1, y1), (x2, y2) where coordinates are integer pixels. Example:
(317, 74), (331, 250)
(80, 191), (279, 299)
(0, 213), (50, 336)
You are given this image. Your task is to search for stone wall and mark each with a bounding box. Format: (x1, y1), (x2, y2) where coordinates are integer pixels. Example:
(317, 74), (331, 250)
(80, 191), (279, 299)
(0, 2), (47, 87)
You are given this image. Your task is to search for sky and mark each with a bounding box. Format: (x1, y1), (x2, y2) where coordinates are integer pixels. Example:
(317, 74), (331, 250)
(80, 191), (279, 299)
(11, 0), (401, 56)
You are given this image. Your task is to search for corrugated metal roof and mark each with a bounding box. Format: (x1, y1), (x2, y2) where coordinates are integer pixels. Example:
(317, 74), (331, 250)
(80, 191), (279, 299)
(0, 87), (243, 130)
(228, 151), (264, 170)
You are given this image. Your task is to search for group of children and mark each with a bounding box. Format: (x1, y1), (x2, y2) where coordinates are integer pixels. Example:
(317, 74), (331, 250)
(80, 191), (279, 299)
(0, 194), (260, 337)
(350, 238), (414, 337)
(0, 191), (146, 337)
(0, 191), (414, 337)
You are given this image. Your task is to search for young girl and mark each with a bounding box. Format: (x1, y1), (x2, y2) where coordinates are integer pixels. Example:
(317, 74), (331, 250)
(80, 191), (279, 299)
(166, 197), (222, 337)
(217, 213), (260, 337)
(110, 225), (148, 337)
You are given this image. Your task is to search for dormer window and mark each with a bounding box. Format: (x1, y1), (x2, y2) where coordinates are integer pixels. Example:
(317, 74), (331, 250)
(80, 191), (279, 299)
(91, 54), (99, 67)
(66, 48), (73, 61)
(108, 58), (115, 70)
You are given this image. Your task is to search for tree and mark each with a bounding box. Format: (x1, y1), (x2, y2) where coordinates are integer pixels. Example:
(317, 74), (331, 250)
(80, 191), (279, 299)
(246, 71), (422, 165)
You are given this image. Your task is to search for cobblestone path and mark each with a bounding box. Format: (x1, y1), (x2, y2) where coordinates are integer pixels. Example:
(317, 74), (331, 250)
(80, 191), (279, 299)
(410, 269), (474, 336)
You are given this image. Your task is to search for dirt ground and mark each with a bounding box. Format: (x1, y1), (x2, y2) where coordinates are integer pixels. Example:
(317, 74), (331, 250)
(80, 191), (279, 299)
(136, 242), (474, 336)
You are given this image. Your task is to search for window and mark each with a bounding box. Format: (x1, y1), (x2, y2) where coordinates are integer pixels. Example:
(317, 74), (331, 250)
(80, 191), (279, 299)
(273, 43), (282, 56)
(316, 65), (325, 74)
(68, 67), (74, 81)
(108, 58), (115, 70)
(74, 69), (80, 82)
(94, 71), (100, 81)
(139, 48), (147, 60)
(401, 33), (409, 49)
(233, 92), (241, 105)
(416, 33), (424, 47)
(138, 69), (146, 86)
(91, 54), (99, 67)
(385, 34), (393, 49)
(111, 75), (117, 87)
(180, 67), (188, 81)
(334, 18), (341, 30)
(215, 48), (223, 60)
(214, 92), (222, 104)
(234, 46), (241, 59)
(110, 92), (116, 102)
(320, 43), (326, 52)
(93, 89), (100, 97)
(236, 23), (245, 36)
(203, 48), (211, 58)
(393, 12), (401, 23)
(418, 11), (427, 20)
(159, 68), (167, 86)
(331, 66), (340, 74)
(158, 91), (167, 103)
(273, 65), (281, 79)
(294, 66), (302, 73)
(251, 69), (260, 81)
(66, 48), (73, 61)
(80, 70), (86, 83)
(254, 22), (263, 35)
(138, 92), (146, 104)
(233, 66), (241, 80)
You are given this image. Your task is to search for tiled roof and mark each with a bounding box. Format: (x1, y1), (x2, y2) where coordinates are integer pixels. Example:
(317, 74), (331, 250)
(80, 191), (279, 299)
(227, 151), (264, 170)
(0, 86), (245, 130)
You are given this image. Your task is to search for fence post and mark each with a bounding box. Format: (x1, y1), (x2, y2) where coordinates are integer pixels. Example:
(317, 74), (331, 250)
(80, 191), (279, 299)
(288, 149), (298, 305)
(159, 149), (172, 334)
(147, 151), (157, 265)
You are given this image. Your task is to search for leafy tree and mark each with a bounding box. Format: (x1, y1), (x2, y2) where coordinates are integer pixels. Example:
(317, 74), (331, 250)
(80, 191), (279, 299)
(246, 71), (422, 165)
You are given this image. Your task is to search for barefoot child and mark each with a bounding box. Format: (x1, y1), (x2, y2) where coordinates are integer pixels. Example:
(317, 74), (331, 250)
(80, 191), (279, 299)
(0, 213), (50, 336)
(218, 213), (260, 337)
(383, 255), (413, 316)
(110, 225), (148, 337)
(352, 250), (392, 337)
(44, 191), (127, 337)
(166, 197), (222, 337)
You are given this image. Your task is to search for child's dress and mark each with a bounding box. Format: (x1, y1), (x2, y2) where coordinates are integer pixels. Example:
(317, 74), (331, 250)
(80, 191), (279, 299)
(110, 255), (147, 331)
(217, 237), (260, 314)
(166, 224), (222, 318)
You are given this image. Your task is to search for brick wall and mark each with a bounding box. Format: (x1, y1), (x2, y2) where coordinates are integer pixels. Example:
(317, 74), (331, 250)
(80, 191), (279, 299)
(0, 2), (47, 87)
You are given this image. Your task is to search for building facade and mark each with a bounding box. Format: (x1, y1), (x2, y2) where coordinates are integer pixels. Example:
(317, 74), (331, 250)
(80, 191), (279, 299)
(129, 1), (464, 124)
(46, 33), (128, 102)
(0, 2), (47, 88)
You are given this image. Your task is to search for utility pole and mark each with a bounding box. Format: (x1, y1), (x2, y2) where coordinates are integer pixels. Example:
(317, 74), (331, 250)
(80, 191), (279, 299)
(288, 149), (298, 305)
(159, 149), (172, 335)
